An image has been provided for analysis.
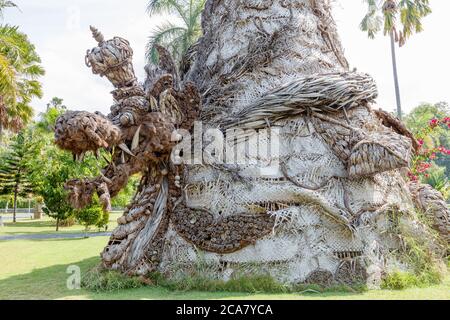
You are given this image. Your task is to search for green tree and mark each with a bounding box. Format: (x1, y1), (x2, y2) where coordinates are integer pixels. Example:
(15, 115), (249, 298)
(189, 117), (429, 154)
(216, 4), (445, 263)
(39, 166), (75, 231)
(405, 102), (449, 135)
(0, 129), (37, 222)
(146, 0), (205, 63)
(111, 175), (140, 208)
(360, 0), (431, 120)
(0, 24), (45, 135)
(29, 102), (107, 230)
(423, 165), (449, 200)
(37, 97), (67, 132)
(405, 102), (450, 200)
(405, 102), (450, 178)
(96, 209), (110, 231)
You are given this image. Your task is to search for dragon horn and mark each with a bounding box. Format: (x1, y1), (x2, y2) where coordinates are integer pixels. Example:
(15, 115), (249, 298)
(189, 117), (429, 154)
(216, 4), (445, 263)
(90, 26), (105, 44)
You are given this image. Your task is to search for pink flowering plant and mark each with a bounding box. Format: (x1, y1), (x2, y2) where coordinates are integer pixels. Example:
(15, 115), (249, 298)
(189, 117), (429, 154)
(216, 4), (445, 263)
(408, 117), (450, 182)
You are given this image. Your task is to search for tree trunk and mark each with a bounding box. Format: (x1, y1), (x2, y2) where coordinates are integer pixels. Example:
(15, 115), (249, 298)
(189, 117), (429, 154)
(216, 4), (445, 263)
(56, 217), (59, 232)
(390, 31), (402, 120)
(13, 184), (18, 223)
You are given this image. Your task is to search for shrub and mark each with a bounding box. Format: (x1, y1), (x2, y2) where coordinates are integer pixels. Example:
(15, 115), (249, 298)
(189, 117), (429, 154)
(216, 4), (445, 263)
(381, 271), (419, 290)
(59, 216), (76, 227)
(75, 205), (103, 233)
(382, 210), (447, 290)
(408, 115), (450, 182)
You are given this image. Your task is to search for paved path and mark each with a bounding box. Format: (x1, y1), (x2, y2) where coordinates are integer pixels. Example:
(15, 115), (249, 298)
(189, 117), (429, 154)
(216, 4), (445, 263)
(0, 232), (112, 241)
(1, 213), (33, 221)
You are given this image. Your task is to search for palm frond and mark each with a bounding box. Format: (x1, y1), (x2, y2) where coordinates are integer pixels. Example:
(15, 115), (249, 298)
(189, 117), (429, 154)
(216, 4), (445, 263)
(146, 22), (186, 63)
(0, 24), (43, 135)
(0, 0), (18, 20)
(360, 0), (431, 46)
(147, 0), (190, 26)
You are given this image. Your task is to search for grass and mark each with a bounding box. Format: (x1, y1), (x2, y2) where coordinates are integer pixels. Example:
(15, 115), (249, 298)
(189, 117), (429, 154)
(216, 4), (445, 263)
(0, 236), (449, 300)
(148, 272), (368, 295)
(0, 213), (122, 236)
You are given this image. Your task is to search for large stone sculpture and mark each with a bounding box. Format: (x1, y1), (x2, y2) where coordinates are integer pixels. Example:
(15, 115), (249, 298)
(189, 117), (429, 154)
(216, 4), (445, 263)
(55, 0), (448, 287)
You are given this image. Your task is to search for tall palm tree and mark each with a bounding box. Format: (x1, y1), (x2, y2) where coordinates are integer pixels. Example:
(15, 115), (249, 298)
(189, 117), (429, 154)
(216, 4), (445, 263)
(360, 0), (431, 120)
(0, 24), (44, 136)
(0, 0), (17, 18)
(146, 0), (205, 64)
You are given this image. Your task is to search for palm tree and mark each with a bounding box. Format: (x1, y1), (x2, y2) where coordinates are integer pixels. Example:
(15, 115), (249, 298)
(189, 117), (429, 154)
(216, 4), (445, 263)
(0, 0), (17, 18)
(360, 0), (432, 120)
(146, 0), (205, 64)
(0, 24), (44, 136)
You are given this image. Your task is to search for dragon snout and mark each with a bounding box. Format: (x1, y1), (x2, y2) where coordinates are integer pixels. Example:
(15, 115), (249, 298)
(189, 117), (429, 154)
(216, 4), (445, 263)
(55, 111), (122, 161)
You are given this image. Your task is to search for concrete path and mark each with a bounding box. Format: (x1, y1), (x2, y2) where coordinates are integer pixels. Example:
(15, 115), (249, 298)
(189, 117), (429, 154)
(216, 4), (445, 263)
(1, 213), (33, 221)
(0, 232), (111, 241)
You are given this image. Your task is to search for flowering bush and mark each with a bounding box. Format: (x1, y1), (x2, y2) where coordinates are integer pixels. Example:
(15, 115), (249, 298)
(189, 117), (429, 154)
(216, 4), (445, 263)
(408, 117), (450, 182)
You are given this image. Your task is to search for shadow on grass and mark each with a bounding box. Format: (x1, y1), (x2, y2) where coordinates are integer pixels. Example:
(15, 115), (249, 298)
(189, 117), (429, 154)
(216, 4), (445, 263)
(0, 256), (252, 300)
(0, 253), (365, 300)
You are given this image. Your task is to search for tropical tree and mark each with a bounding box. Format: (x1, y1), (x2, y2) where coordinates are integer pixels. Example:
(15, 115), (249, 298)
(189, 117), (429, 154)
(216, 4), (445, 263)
(0, 25), (44, 135)
(0, 1), (45, 136)
(0, 129), (38, 222)
(111, 175), (140, 208)
(37, 97), (67, 132)
(0, 1), (17, 18)
(404, 102), (449, 202)
(28, 103), (106, 230)
(405, 102), (449, 136)
(146, 0), (205, 63)
(38, 165), (75, 231)
(360, 0), (432, 120)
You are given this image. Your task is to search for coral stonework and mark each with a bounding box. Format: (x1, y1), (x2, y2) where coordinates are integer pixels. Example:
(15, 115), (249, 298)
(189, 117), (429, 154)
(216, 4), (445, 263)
(55, 1), (448, 287)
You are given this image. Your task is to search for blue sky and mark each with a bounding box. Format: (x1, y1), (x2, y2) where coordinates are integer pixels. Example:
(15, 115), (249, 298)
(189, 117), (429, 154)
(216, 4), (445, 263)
(4, 0), (450, 116)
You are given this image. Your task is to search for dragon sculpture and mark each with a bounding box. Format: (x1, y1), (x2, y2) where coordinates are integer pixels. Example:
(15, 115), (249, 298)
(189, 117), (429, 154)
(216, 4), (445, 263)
(54, 0), (448, 287)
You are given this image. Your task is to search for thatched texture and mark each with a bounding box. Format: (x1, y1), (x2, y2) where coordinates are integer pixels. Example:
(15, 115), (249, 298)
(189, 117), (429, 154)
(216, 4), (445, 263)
(86, 26), (137, 88)
(408, 182), (450, 244)
(220, 72), (378, 129)
(374, 109), (420, 153)
(348, 131), (413, 178)
(53, 1), (448, 286)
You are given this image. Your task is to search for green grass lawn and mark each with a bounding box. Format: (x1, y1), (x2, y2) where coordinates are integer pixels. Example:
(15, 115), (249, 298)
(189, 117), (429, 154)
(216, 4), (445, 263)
(0, 213), (122, 236)
(0, 234), (449, 300)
